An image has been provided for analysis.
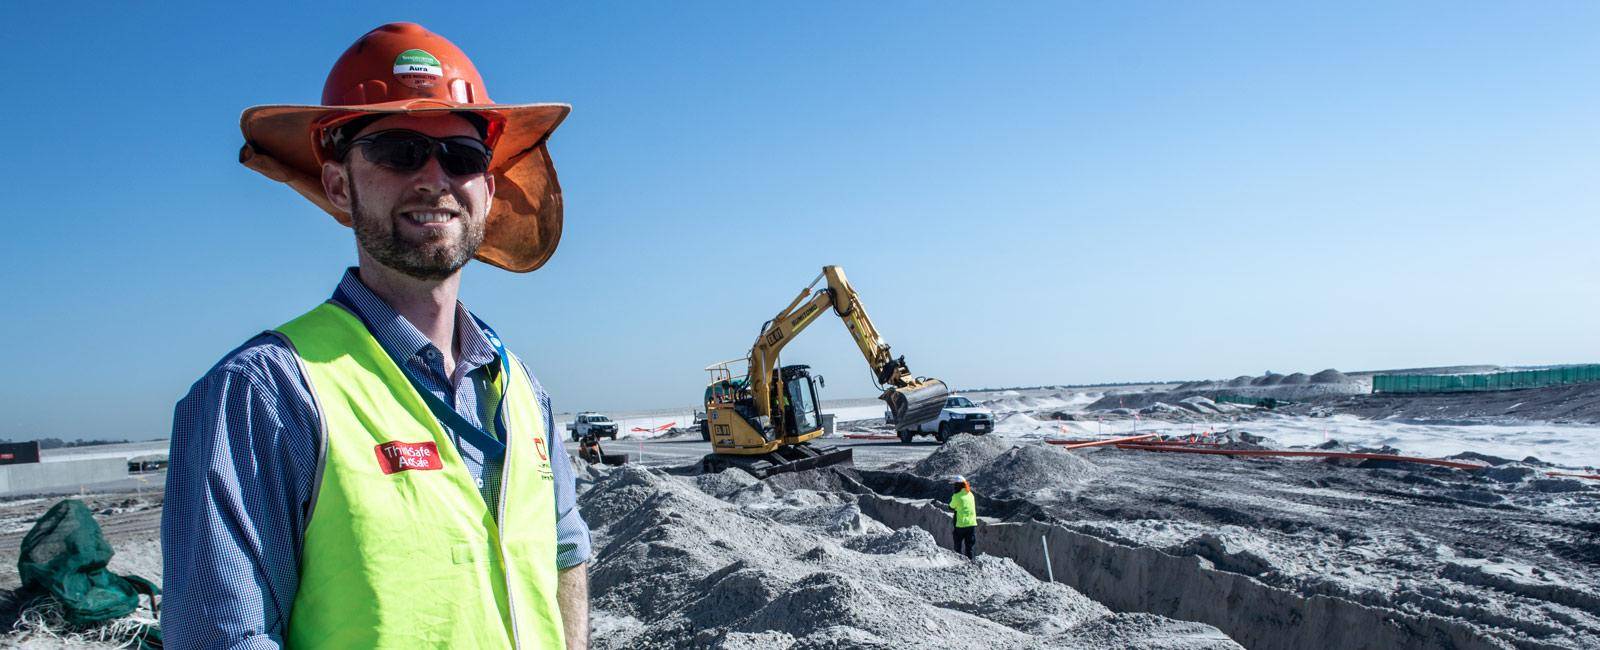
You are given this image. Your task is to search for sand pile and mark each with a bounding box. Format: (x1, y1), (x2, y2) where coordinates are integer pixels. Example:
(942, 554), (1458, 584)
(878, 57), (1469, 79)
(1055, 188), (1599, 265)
(995, 412), (1046, 432)
(1086, 368), (1368, 411)
(1178, 396), (1232, 414)
(1309, 368), (1349, 384)
(971, 444), (1101, 497)
(579, 465), (1236, 649)
(909, 436), (1100, 497)
(985, 392), (1087, 414)
(1140, 402), (1182, 415)
(1252, 373), (1285, 386)
(911, 433), (1013, 479)
(1211, 429), (1273, 451)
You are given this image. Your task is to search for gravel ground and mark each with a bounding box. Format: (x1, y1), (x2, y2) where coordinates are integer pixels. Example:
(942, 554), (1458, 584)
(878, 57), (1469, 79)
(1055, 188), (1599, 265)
(1288, 382), (1600, 423)
(579, 463), (1239, 648)
(5, 380), (1597, 649)
(1091, 369), (1600, 425)
(860, 426), (1600, 649)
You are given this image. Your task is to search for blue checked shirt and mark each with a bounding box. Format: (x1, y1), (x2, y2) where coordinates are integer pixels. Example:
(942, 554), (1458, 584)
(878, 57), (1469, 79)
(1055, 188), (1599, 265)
(161, 269), (591, 649)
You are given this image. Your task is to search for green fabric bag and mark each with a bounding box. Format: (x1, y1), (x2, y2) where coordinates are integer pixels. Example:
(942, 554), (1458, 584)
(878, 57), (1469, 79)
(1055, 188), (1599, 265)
(17, 499), (160, 642)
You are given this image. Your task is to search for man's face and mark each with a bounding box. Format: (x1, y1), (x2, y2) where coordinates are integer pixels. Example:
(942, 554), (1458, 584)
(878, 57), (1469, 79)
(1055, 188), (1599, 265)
(323, 113), (495, 281)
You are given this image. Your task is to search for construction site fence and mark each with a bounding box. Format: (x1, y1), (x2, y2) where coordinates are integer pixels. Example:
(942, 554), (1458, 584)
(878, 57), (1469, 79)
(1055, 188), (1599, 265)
(1372, 365), (1600, 394)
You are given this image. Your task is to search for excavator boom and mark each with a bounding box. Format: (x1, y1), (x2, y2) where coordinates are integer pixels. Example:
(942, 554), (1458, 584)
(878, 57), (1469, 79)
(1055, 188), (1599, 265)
(701, 266), (948, 477)
(814, 266), (950, 427)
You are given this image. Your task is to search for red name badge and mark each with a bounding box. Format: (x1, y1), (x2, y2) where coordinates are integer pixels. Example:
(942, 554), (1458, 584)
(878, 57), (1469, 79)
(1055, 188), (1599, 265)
(374, 441), (443, 474)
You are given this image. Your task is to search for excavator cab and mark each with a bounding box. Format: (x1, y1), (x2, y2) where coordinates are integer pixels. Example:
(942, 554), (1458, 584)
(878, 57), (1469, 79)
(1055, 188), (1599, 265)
(702, 363), (852, 477)
(779, 365), (823, 438)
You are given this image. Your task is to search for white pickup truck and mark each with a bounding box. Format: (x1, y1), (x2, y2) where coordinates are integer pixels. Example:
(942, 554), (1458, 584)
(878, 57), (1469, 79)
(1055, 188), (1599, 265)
(890, 395), (995, 443)
(567, 412), (619, 442)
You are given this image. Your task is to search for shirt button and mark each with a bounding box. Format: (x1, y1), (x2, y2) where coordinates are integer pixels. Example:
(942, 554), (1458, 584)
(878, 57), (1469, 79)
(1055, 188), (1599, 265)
(424, 349), (439, 360)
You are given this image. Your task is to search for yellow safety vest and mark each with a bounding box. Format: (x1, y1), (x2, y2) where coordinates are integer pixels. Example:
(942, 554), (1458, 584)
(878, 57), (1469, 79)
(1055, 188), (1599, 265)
(275, 302), (565, 649)
(950, 488), (977, 528)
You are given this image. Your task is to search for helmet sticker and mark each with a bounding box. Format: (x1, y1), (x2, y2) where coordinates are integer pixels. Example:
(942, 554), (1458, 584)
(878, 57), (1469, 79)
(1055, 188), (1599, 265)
(393, 49), (443, 89)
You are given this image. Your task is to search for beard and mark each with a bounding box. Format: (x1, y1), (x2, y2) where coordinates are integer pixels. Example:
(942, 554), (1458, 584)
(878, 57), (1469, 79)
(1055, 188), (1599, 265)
(349, 179), (486, 281)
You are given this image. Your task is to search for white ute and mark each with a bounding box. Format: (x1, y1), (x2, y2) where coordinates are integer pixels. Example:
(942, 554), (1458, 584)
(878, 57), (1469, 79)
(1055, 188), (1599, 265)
(568, 412), (619, 442)
(890, 395), (994, 443)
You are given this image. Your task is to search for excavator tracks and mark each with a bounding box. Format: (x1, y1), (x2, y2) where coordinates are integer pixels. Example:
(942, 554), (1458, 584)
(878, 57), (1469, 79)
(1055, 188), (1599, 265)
(701, 443), (854, 479)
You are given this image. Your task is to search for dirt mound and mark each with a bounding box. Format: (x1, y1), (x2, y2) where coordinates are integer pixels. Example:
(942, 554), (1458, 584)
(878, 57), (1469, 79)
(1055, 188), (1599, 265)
(995, 412), (1046, 433)
(1446, 451), (1516, 466)
(693, 466), (767, 500)
(1178, 396), (1224, 414)
(1300, 380), (1600, 424)
(1140, 402), (1182, 415)
(1280, 373), (1310, 385)
(970, 443), (1100, 497)
(1226, 376), (1254, 387)
(580, 465), (1236, 649)
(911, 434), (1013, 479)
(1252, 373), (1285, 386)
(1309, 368), (1349, 384)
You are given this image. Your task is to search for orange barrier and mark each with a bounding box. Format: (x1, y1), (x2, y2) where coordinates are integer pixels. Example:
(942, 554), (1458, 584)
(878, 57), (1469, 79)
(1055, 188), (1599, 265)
(1125, 439), (1225, 448)
(1547, 472), (1600, 481)
(1047, 434), (1159, 449)
(1112, 444), (1490, 471)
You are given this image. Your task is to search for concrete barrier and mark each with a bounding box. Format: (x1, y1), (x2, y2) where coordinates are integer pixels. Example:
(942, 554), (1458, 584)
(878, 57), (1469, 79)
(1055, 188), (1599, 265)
(855, 492), (1506, 650)
(0, 458), (130, 495)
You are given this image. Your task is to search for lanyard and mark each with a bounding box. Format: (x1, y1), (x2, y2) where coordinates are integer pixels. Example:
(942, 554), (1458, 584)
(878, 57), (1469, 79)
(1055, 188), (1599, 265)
(328, 291), (510, 459)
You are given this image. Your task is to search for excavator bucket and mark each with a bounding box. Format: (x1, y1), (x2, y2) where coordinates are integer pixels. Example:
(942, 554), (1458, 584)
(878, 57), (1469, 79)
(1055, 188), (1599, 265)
(884, 378), (949, 428)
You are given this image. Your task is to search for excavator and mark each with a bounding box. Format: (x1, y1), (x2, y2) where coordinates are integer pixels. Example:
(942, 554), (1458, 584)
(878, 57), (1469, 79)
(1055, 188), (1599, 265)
(701, 266), (949, 478)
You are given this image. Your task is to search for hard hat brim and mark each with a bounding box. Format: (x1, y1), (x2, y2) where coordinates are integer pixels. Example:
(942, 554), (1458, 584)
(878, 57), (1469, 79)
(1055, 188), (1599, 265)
(238, 101), (570, 273)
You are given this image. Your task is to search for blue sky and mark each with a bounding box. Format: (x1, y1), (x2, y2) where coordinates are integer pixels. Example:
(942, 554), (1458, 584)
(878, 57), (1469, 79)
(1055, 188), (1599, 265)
(3, 3), (1598, 440)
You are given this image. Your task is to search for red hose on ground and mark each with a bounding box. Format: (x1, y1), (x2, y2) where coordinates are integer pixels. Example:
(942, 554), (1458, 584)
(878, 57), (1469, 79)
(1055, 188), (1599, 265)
(843, 434), (899, 440)
(1123, 439), (1225, 448)
(1047, 433), (1159, 449)
(1111, 444), (1489, 471)
(1547, 472), (1600, 481)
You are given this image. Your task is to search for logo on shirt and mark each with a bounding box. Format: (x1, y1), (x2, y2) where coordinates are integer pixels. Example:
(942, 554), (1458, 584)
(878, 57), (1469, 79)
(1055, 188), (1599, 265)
(374, 441), (444, 474)
(534, 435), (548, 461)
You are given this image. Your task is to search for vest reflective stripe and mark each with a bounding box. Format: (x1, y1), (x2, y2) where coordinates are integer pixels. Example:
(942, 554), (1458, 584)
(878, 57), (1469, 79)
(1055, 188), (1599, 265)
(275, 303), (564, 649)
(950, 490), (977, 528)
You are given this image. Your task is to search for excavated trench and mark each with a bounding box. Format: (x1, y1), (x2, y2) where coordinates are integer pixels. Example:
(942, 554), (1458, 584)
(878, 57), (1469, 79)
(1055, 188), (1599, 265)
(850, 469), (1524, 650)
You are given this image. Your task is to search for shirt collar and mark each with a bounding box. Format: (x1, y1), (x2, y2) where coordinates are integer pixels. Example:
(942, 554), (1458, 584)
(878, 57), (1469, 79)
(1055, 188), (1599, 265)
(332, 268), (500, 370)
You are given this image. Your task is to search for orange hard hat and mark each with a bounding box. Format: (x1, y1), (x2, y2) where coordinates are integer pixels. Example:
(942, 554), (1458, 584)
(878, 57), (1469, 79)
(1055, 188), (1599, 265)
(239, 23), (570, 273)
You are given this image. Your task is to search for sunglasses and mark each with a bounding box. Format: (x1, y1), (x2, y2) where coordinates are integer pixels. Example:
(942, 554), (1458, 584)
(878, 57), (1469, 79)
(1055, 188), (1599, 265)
(343, 129), (494, 176)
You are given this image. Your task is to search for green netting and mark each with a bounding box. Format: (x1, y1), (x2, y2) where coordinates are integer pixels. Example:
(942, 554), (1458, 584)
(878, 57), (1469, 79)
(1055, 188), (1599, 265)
(1372, 365), (1600, 394)
(17, 499), (161, 646)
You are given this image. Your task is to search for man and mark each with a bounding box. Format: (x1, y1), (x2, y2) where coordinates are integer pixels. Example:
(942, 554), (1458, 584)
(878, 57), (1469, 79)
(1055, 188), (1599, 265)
(578, 432), (603, 465)
(163, 23), (588, 649)
(950, 475), (977, 560)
